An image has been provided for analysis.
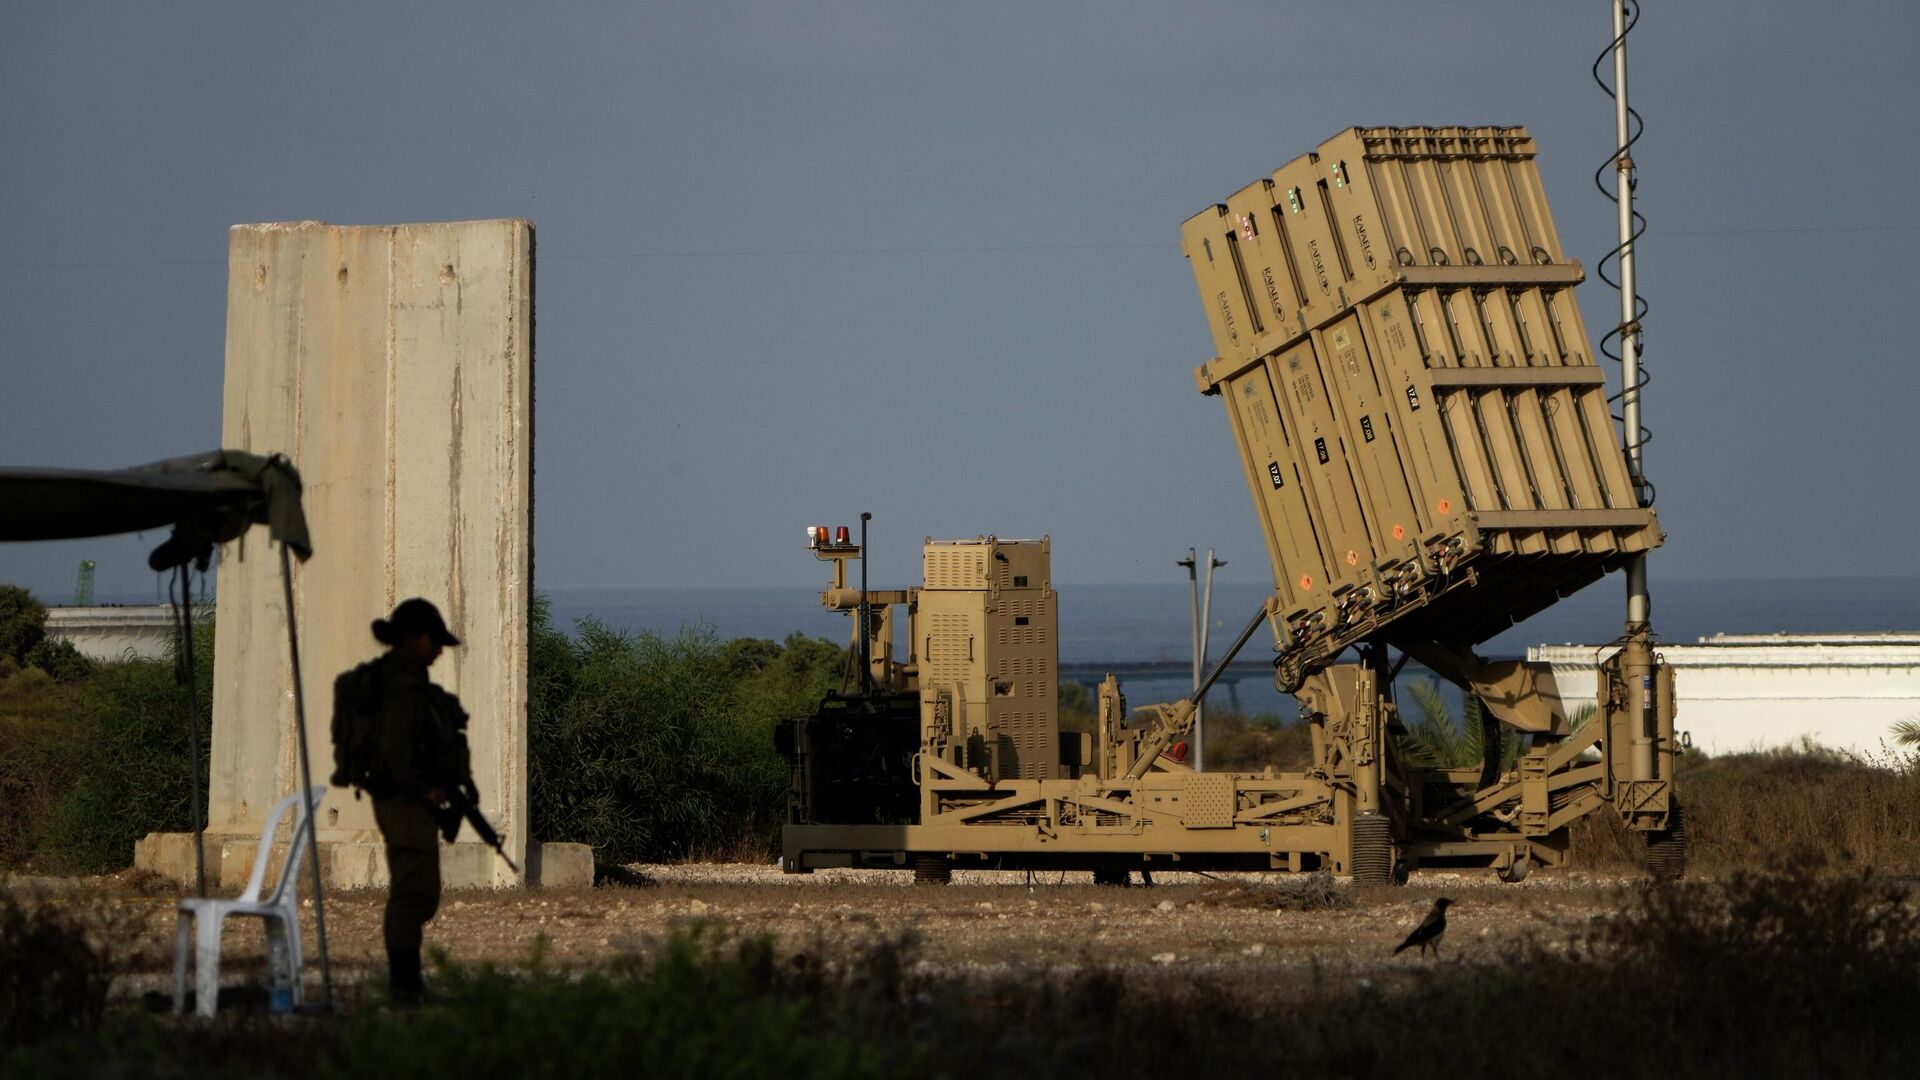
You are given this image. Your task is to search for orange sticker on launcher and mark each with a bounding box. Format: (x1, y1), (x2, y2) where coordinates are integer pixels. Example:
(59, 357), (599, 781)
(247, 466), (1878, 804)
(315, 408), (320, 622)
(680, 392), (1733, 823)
(1299, 574), (1314, 591)
(1393, 524), (1406, 541)
(1436, 499), (1452, 515)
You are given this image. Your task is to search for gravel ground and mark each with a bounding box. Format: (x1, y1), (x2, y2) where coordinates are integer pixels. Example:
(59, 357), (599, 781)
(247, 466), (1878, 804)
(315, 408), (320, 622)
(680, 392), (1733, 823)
(10, 864), (1639, 1004)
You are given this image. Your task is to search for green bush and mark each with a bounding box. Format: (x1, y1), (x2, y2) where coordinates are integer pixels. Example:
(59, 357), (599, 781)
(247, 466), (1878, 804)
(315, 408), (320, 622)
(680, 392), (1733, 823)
(0, 584), (48, 665)
(25, 636), (91, 683)
(0, 618), (210, 874)
(0, 673), (87, 869)
(1058, 680), (1095, 732)
(529, 596), (846, 862)
(2, 587), (844, 873)
(1202, 708), (1313, 772)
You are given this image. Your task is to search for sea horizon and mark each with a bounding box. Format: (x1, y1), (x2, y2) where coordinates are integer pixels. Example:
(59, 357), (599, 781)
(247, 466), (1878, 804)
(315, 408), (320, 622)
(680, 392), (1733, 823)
(81, 574), (1920, 663)
(540, 575), (1920, 664)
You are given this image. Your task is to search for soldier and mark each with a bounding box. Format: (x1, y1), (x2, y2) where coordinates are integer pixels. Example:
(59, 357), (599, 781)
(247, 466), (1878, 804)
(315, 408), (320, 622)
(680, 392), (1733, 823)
(365, 597), (466, 1005)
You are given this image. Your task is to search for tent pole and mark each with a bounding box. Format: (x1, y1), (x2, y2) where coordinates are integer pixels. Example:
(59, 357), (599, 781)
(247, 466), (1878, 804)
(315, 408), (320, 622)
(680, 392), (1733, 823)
(278, 544), (334, 1011)
(175, 569), (207, 899)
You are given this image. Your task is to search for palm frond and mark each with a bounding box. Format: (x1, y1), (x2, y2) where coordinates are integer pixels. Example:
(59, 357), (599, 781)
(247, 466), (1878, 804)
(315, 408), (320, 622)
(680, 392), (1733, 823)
(1891, 715), (1920, 748)
(1399, 679), (1467, 769)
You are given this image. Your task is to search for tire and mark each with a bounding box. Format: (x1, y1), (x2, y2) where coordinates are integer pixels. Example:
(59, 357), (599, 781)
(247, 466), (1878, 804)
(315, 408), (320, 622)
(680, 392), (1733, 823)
(1092, 865), (1131, 887)
(1350, 813), (1395, 885)
(1498, 855), (1532, 884)
(912, 855), (952, 885)
(1644, 802), (1687, 882)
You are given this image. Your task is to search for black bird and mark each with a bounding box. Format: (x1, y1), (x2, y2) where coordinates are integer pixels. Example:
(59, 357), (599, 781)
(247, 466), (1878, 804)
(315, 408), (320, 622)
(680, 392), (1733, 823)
(1392, 897), (1453, 958)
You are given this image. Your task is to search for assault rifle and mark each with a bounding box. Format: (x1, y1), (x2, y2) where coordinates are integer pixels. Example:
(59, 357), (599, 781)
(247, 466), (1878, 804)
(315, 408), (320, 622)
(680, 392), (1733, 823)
(434, 780), (520, 874)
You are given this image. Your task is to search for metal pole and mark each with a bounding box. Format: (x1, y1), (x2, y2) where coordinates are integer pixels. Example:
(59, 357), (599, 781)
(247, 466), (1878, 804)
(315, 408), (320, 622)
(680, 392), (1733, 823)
(858, 512), (872, 692)
(1608, 0), (1659, 791)
(1613, 0), (1651, 635)
(278, 544), (334, 1011)
(1177, 550), (1198, 759)
(1196, 549), (1225, 771)
(1188, 603), (1269, 705)
(175, 568), (207, 899)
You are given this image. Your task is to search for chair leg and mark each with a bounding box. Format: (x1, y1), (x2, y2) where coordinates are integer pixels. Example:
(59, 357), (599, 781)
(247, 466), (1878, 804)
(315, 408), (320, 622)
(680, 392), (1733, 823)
(171, 912), (192, 1016)
(280, 913), (306, 1008)
(195, 914), (225, 1018)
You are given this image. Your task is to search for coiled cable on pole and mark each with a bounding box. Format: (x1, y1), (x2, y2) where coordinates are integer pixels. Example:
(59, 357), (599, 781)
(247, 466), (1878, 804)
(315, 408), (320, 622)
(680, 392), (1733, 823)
(1592, 0), (1655, 507)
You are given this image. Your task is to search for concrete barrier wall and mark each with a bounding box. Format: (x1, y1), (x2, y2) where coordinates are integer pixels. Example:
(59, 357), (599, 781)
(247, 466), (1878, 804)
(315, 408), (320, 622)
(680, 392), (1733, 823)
(208, 220), (533, 885)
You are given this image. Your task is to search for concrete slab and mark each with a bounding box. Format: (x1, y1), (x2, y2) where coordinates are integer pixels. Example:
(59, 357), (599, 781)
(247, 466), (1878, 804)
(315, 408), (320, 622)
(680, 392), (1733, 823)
(525, 841), (596, 889)
(133, 831), (227, 888)
(178, 220), (534, 885)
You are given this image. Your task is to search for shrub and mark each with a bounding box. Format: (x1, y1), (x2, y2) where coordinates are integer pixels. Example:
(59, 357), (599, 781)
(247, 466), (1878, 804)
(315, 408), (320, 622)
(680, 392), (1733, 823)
(0, 584), (48, 666)
(720, 633), (849, 731)
(0, 674), (91, 869)
(1670, 743), (1920, 873)
(25, 636), (91, 683)
(529, 597), (846, 862)
(1058, 680), (1095, 733)
(0, 618), (210, 874)
(1202, 708), (1313, 772)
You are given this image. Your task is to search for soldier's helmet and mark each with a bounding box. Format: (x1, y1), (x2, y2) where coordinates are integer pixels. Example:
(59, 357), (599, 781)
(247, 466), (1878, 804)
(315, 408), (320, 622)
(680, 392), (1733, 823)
(372, 597), (461, 647)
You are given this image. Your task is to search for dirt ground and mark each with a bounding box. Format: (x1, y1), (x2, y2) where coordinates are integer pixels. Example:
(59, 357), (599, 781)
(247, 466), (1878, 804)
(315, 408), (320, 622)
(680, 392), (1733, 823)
(10, 863), (1638, 1003)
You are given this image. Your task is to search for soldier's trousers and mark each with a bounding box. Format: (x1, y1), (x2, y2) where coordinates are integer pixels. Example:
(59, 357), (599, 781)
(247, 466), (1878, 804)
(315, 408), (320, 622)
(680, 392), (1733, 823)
(373, 796), (442, 998)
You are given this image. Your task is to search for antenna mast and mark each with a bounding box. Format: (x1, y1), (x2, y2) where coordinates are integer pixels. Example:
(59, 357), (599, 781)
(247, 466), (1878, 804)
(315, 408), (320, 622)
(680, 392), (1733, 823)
(1611, 0), (1651, 635)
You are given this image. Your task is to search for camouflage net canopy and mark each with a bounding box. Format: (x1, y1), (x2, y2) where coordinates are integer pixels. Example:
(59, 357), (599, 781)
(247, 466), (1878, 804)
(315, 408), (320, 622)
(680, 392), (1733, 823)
(0, 449), (310, 568)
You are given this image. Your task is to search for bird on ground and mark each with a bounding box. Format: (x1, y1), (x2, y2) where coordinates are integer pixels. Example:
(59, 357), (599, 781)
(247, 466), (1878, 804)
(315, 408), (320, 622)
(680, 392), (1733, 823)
(1392, 897), (1453, 958)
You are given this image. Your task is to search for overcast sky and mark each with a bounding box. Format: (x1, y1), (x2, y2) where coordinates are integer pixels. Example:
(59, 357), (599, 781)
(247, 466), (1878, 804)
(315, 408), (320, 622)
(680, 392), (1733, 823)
(3, 2), (1915, 600)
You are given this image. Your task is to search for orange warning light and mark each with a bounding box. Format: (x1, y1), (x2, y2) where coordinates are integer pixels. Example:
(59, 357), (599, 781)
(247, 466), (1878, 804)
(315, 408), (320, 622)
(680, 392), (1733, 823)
(1437, 499), (1452, 515)
(1392, 524), (1406, 541)
(1299, 574), (1314, 591)
(1346, 550), (1360, 566)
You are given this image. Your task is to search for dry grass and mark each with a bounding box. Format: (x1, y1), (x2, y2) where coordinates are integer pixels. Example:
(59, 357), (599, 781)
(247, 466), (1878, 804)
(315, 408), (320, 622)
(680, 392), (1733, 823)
(1199, 870), (1349, 911)
(11, 862), (1920, 1079)
(1678, 744), (1920, 872)
(1570, 743), (1920, 874)
(1199, 710), (1920, 879)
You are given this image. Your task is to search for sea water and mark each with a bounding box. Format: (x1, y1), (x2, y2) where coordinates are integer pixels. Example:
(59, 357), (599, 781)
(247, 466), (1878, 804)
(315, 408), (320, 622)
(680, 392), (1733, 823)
(547, 577), (1920, 719)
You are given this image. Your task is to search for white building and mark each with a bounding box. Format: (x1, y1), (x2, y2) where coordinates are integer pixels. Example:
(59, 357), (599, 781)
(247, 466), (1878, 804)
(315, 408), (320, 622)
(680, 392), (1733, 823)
(1529, 633), (1920, 759)
(44, 605), (178, 662)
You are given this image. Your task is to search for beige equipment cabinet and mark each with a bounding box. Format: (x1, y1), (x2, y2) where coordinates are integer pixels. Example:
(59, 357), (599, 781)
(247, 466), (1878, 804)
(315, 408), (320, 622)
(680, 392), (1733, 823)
(918, 539), (1062, 781)
(779, 126), (1683, 886)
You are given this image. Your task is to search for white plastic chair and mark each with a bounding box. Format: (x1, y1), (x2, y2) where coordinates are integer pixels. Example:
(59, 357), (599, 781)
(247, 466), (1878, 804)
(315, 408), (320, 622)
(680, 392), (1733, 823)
(172, 785), (325, 1016)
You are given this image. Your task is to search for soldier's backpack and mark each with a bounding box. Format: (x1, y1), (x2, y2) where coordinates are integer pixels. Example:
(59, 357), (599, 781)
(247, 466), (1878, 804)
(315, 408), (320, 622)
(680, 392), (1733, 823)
(330, 657), (387, 794)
